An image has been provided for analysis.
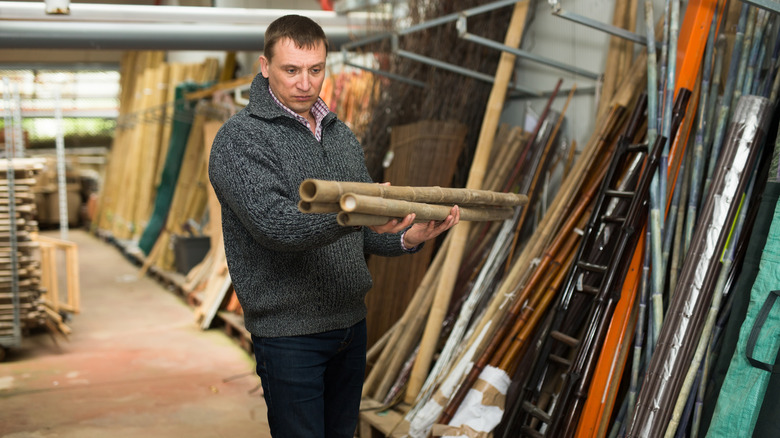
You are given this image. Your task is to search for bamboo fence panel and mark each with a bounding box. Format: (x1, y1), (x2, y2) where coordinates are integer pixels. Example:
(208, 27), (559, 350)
(364, 119), (467, 349)
(192, 119), (230, 330)
(110, 52), (165, 240)
(133, 63), (171, 237)
(96, 51), (153, 233)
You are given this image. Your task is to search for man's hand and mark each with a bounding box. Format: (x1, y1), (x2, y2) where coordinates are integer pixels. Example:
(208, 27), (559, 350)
(368, 205), (460, 248)
(402, 205), (460, 248)
(365, 182), (460, 248)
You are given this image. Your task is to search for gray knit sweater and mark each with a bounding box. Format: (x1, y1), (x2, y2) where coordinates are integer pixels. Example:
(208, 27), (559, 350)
(208, 74), (410, 338)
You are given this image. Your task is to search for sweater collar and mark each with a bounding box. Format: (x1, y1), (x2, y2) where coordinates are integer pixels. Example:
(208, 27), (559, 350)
(247, 74), (334, 126)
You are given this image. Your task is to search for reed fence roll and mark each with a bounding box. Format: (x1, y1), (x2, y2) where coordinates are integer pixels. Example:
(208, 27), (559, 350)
(299, 178), (528, 207)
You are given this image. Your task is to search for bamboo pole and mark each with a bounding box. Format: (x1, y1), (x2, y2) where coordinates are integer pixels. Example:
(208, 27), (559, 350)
(504, 79), (566, 269)
(339, 193), (515, 222)
(404, 0), (530, 404)
(703, 4), (749, 199)
(300, 179), (528, 207)
(626, 95), (770, 438)
(686, 18), (723, 253)
(362, 237), (449, 401)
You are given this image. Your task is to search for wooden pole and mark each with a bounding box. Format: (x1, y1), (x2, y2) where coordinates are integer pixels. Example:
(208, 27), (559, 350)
(404, 0), (530, 403)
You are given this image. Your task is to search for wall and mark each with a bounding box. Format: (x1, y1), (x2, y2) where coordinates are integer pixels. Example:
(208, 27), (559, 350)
(501, 0), (664, 150)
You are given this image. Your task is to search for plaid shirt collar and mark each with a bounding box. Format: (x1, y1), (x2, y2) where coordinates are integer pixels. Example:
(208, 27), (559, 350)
(268, 86), (329, 141)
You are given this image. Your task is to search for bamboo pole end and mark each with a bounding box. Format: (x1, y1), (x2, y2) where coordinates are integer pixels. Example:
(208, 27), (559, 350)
(299, 178), (319, 203)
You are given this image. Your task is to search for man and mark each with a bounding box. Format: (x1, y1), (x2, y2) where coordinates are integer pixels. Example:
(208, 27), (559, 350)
(208, 15), (459, 438)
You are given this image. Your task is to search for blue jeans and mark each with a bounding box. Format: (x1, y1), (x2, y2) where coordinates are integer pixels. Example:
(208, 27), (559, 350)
(251, 320), (367, 438)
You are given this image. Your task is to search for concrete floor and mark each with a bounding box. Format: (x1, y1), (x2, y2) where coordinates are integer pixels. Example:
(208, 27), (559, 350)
(0, 229), (271, 438)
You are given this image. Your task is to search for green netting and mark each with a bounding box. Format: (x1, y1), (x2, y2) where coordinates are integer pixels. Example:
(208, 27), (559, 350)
(138, 83), (201, 255)
(706, 182), (780, 437)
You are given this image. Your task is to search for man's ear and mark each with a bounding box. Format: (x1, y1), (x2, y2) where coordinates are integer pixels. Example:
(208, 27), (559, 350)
(259, 56), (269, 78)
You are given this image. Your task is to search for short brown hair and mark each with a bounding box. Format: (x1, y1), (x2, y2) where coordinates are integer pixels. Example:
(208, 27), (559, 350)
(264, 15), (329, 62)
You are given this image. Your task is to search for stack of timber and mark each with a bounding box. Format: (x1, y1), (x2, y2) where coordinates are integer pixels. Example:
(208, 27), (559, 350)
(0, 158), (72, 339)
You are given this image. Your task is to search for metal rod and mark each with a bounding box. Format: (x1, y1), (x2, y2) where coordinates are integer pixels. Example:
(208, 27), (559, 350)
(0, 20), (357, 50)
(398, 0), (520, 36)
(54, 88), (69, 240)
(340, 52), (427, 88)
(460, 30), (600, 79)
(552, 7), (652, 46)
(1, 77), (22, 349)
(395, 48), (541, 96)
(0, 1), (371, 26)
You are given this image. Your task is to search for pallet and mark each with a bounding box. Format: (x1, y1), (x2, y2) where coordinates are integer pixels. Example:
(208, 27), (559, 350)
(358, 399), (410, 438)
(218, 310), (252, 354)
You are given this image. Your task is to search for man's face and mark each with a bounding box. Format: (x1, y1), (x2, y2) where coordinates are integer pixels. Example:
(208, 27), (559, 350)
(260, 38), (327, 118)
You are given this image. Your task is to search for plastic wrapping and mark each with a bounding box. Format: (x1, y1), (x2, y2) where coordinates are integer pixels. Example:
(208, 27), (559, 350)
(626, 95), (771, 437)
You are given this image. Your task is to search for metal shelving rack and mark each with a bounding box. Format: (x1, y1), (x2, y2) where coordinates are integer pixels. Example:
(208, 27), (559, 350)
(0, 77), (23, 361)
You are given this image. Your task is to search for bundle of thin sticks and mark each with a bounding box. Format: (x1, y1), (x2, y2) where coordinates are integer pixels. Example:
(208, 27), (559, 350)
(297, 179), (528, 227)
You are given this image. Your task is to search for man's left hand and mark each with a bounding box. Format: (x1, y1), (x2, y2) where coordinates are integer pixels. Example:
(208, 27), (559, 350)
(401, 205), (460, 248)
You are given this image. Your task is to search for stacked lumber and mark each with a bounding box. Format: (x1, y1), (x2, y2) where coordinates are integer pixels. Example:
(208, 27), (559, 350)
(0, 158), (71, 338)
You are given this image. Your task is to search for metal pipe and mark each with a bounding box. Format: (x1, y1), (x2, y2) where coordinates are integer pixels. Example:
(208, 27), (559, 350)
(0, 20), (356, 51)
(0, 1), (370, 26)
(460, 31), (600, 79)
(395, 48), (541, 96)
(552, 7), (652, 46)
(397, 0), (519, 36)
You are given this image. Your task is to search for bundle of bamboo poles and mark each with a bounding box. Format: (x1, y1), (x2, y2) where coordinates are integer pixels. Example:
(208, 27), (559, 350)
(298, 179), (527, 227)
(138, 102), (227, 274)
(95, 51), (220, 241)
(360, 10), (649, 438)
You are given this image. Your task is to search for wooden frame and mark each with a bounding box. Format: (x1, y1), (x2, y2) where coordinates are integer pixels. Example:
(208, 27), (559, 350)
(35, 234), (80, 315)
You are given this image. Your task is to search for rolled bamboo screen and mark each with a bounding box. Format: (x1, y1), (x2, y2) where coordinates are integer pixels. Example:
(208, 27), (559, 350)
(363, 120), (468, 350)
